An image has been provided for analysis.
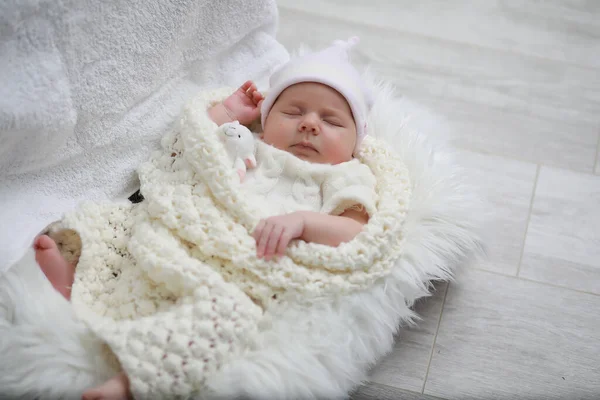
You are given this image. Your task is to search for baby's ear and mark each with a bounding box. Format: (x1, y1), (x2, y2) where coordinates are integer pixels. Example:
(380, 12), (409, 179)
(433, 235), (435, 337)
(245, 154), (257, 169)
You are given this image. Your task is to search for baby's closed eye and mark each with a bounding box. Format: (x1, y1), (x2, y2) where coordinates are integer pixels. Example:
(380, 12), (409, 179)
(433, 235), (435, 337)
(323, 118), (343, 127)
(282, 108), (302, 116)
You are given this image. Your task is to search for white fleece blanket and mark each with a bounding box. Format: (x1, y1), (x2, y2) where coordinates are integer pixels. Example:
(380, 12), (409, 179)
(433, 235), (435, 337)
(0, 0), (289, 272)
(0, 72), (486, 399)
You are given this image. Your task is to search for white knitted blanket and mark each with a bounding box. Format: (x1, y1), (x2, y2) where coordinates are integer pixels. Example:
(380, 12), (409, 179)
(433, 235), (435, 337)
(55, 88), (412, 398)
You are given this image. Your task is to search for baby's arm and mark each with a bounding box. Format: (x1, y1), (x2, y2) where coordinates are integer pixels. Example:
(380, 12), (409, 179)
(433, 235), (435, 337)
(208, 80), (263, 125)
(298, 208), (368, 247)
(208, 102), (236, 126)
(253, 209), (368, 260)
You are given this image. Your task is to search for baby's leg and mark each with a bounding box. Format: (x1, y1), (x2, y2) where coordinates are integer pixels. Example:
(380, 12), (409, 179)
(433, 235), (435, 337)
(82, 372), (131, 400)
(35, 234), (131, 399)
(34, 235), (75, 300)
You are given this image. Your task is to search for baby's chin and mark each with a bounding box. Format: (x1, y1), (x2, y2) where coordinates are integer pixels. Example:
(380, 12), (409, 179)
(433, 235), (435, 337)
(294, 153), (317, 162)
(291, 151), (341, 165)
(288, 145), (323, 162)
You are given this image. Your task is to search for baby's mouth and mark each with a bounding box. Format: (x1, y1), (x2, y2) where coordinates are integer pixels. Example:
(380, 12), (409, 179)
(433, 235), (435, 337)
(292, 142), (317, 152)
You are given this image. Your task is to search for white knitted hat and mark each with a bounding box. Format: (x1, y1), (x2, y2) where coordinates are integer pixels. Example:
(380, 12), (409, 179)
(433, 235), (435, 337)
(260, 37), (373, 154)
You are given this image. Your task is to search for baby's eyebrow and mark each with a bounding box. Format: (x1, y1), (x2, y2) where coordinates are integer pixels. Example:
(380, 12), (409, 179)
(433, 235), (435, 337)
(321, 107), (346, 117)
(286, 100), (305, 107)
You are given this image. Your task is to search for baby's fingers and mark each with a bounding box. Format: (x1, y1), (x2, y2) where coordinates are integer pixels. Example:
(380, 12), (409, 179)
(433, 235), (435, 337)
(256, 222), (274, 258)
(264, 225), (284, 261)
(252, 219), (266, 242)
(252, 90), (263, 105)
(244, 82), (257, 97)
(240, 80), (253, 93)
(276, 229), (293, 257)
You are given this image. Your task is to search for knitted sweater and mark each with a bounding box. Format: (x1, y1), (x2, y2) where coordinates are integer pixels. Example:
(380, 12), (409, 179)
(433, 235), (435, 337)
(56, 88), (412, 398)
(242, 138), (377, 218)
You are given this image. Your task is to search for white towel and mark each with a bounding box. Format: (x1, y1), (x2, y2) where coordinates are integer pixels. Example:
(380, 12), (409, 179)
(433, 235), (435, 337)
(0, 0), (289, 272)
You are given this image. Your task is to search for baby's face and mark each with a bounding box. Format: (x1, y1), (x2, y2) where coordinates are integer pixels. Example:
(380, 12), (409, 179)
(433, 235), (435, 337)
(261, 82), (357, 164)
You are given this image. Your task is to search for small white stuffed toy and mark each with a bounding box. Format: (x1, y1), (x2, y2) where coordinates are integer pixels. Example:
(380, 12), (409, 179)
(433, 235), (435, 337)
(217, 121), (257, 182)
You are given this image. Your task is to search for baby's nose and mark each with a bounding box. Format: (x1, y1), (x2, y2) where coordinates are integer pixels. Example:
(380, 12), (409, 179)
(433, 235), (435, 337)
(299, 123), (315, 132)
(299, 115), (319, 133)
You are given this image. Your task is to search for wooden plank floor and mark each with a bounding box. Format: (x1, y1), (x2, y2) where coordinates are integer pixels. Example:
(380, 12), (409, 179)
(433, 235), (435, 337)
(276, 1), (600, 399)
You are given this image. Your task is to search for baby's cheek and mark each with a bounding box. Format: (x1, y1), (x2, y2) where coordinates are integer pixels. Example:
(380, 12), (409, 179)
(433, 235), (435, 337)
(276, 122), (292, 142)
(326, 137), (354, 163)
(263, 123), (288, 148)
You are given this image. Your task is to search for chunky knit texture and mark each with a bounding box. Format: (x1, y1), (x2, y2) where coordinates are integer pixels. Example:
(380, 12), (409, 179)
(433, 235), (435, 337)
(55, 88), (412, 398)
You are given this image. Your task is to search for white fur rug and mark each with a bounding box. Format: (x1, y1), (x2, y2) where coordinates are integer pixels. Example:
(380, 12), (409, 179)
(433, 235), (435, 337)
(0, 76), (485, 400)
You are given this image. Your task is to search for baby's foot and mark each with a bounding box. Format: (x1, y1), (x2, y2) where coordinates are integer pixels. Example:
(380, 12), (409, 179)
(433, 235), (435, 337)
(237, 168), (246, 182)
(34, 235), (75, 300)
(82, 372), (131, 400)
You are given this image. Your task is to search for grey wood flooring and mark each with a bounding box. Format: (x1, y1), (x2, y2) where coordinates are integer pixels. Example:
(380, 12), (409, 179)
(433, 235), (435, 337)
(276, 1), (600, 399)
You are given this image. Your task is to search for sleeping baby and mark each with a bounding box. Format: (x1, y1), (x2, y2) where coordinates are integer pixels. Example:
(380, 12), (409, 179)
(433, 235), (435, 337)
(33, 37), (377, 399)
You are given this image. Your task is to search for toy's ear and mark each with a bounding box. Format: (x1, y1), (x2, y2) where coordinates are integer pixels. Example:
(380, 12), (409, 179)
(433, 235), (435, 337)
(245, 154), (257, 169)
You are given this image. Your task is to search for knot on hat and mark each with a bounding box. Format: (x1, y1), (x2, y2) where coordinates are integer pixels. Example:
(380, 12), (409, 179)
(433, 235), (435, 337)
(331, 36), (360, 59)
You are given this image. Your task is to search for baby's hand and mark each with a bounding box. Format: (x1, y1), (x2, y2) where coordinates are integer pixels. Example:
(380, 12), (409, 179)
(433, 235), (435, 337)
(253, 212), (305, 260)
(223, 80), (264, 125)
